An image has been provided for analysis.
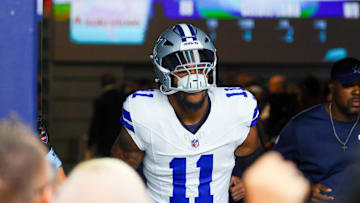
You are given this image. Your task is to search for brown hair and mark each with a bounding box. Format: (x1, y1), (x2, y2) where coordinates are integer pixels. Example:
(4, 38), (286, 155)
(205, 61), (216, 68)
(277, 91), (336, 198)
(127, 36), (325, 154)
(0, 117), (47, 203)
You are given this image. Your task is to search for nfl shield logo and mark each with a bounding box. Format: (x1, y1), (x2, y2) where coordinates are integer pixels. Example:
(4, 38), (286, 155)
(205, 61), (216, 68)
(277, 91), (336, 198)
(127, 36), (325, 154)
(191, 139), (199, 148)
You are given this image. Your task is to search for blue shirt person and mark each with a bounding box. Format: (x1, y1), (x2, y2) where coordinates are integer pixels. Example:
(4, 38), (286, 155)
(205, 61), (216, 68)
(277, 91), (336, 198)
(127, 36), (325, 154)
(273, 57), (360, 202)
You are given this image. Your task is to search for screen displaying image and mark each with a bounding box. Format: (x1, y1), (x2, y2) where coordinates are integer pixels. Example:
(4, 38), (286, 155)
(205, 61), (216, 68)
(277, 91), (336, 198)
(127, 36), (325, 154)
(52, 0), (360, 63)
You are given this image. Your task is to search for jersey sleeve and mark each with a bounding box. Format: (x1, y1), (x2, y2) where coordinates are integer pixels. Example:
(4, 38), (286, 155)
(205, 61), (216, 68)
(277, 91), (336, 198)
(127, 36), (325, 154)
(241, 89), (259, 127)
(221, 87), (259, 128)
(120, 95), (146, 151)
(250, 100), (259, 127)
(272, 119), (298, 163)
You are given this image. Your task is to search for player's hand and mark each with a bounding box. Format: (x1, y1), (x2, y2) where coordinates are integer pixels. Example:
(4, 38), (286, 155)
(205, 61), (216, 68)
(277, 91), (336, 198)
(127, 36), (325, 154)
(229, 176), (245, 201)
(310, 184), (334, 202)
(243, 151), (310, 203)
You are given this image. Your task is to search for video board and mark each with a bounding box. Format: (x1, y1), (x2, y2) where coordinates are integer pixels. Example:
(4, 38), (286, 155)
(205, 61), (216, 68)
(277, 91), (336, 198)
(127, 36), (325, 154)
(52, 0), (360, 63)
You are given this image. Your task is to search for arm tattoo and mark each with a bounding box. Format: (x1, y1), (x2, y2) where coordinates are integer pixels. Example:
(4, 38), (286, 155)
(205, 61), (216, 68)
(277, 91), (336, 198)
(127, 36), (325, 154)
(111, 128), (144, 169)
(116, 128), (138, 152)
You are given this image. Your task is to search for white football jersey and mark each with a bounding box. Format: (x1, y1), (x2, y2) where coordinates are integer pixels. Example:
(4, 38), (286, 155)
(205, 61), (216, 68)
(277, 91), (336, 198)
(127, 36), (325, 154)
(121, 87), (259, 203)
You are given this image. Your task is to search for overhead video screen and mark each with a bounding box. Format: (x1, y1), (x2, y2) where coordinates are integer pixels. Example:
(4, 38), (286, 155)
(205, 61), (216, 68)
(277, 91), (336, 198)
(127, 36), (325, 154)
(52, 0), (360, 63)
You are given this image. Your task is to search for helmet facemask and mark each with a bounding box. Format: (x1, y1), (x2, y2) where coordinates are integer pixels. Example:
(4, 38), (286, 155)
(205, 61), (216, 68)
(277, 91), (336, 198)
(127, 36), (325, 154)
(171, 63), (215, 93)
(154, 49), (216, 95)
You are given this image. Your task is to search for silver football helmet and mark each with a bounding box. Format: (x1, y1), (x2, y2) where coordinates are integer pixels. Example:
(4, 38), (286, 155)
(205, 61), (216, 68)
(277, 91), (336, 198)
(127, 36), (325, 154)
(151, 24), (217, 95)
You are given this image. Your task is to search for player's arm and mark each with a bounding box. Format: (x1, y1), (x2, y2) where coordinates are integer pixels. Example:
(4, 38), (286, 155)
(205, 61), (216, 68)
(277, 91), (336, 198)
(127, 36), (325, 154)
(235, 125), (260, 157)
(230, 126), (262, 201)
(111, 126), (144, 169)
(233, 125), (264, 174)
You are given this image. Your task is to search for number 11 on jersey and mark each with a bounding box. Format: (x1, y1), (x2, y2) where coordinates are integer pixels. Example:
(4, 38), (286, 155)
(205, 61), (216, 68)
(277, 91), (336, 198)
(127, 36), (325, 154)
(170, 155), (214, 203)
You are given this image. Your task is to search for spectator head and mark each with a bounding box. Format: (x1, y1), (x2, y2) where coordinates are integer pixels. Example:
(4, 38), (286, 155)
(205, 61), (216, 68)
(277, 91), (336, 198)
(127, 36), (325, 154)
(268, 74), (286, 93)
(52, 158), (152, 203)
(0, 117), (52, 203)
(101, 73), (116, 88)
(247, 84), (266, 104)
(236, 73), (255, 88)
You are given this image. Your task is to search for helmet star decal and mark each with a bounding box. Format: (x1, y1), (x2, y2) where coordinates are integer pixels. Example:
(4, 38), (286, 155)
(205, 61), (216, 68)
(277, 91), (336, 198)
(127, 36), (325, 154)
(353, 66), (360, 74)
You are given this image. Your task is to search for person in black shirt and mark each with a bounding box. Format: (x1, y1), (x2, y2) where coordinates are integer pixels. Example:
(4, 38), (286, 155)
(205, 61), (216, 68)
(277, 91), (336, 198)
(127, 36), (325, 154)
(88, 73), (125, 157)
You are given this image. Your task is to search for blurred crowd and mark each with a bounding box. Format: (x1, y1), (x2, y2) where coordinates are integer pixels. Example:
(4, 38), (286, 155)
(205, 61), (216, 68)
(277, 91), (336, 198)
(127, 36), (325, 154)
(220, 72), (329, 151)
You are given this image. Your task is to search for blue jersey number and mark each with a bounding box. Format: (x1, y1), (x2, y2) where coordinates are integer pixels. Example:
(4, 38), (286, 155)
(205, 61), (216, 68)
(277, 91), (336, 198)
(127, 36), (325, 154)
(170, 155), (214, 203)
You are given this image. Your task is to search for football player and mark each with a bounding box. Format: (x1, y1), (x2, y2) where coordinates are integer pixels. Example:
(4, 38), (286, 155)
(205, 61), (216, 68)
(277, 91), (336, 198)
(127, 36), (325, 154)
(112, 24), (260, 203)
